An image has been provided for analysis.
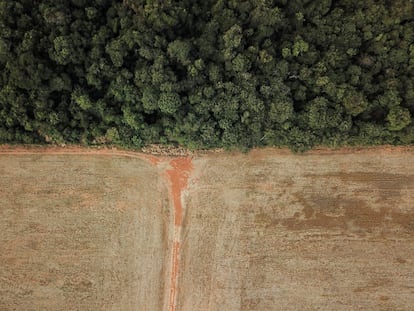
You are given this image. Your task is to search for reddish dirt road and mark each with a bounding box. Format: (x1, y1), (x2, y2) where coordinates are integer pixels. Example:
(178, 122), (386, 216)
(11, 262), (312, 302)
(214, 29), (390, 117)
(165, 158), (193, 311)
(166, 158), (193, 227)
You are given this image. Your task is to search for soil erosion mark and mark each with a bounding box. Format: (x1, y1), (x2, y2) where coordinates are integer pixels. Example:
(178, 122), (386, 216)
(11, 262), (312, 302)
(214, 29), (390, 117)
(166, 157), (193, 311)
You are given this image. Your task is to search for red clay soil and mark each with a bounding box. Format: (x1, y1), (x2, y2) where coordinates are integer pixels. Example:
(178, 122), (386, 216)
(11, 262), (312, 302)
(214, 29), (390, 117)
(169, 241), (181, 311)
(166, 158), (193, 226)
(165, 158), (193, 311)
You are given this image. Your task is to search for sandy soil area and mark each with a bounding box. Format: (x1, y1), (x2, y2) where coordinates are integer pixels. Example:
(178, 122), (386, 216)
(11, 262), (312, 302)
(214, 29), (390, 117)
(178, 151), (414, 310)
(0, 153), (169, 311)
(1, 145), (414, 310)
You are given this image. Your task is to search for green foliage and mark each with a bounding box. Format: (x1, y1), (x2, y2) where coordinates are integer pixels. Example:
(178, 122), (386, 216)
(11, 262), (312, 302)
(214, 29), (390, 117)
(306, 97), (342, 131)
(51, 36), (74, 65)
(343, 90), (368, 116)
(158, 92), (181, 114)
(292, 37), (309, 57)
(72, 88), (92, 111)
(167, 40), (192, 65)
(0, 0), (413, 151)
(387, 107), (411, 131)
(105, 127), (120, 143)
(105, 39), (126, 67)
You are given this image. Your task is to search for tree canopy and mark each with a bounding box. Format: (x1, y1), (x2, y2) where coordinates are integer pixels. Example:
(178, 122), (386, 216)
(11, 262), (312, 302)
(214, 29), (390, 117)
(1, 0), (413, 151)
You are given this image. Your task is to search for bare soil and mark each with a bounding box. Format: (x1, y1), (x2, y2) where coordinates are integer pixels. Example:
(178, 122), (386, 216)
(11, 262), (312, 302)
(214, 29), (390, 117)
(1, 145), (414, 311)
(0, 152), (170, 311)
(178, 151), (414, 310)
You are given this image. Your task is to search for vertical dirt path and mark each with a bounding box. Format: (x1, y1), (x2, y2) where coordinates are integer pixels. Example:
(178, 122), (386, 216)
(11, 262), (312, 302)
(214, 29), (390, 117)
(165, 158), (193, 311)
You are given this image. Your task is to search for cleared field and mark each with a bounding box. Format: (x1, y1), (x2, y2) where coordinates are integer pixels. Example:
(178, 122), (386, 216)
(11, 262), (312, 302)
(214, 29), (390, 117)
(0, 154), (169, 311)
(1, 147), (414, 311)
(178, 150), (414, 310)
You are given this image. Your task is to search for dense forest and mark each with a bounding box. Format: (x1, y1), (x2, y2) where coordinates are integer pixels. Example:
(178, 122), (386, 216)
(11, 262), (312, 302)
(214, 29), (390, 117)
(0, 0), (413, 151)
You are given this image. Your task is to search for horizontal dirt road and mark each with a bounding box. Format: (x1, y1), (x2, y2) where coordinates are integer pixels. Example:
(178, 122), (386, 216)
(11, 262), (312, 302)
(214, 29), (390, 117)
(1, 145), (414, 310)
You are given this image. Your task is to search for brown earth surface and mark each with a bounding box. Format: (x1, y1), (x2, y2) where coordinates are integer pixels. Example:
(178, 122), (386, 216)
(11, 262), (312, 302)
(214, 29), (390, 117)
(0, 152), (170, 311)
(1, 145), (414, 310)
(179, 151), (414, 310)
